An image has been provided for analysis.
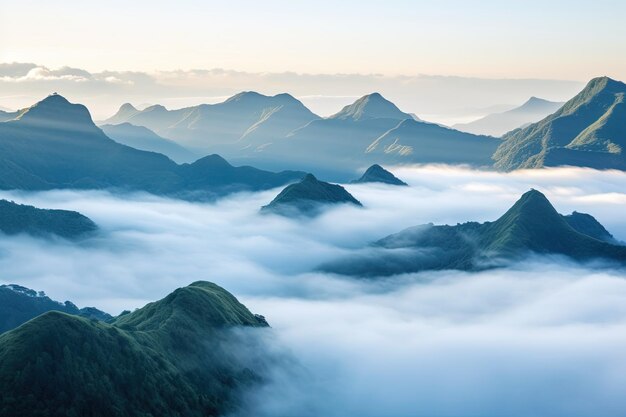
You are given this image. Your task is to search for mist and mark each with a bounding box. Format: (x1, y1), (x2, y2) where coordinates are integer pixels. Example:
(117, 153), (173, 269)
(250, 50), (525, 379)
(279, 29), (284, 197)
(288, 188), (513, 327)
(0, 63), (583, 125)
(2, 165), (626, 416)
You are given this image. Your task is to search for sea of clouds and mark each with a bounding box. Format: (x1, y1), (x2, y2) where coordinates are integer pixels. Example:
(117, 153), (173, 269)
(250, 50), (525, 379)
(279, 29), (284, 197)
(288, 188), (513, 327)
(2, 165), (626, 416)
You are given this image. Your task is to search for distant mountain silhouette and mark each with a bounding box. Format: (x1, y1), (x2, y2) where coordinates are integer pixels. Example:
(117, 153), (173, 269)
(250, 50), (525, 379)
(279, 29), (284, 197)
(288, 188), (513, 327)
(254, 93), (497, 176)
(0, 109), (18, 122)
(101, 122), (200, 163)
(262, 173), (362, 216)
(0, 281), (270, 417)
(366, 119), (499, 166)
(454, 97), (563, 137)
(0, 284), (111, 334)
(351, 164), (407, 185)
(0, 94), (304, 199)
(103, 92), (320, 154)
(0, 199), (97, 239)
(494, 77), (626, 170)
(323, 189), (626, 276)
(329, 92), (414, 121)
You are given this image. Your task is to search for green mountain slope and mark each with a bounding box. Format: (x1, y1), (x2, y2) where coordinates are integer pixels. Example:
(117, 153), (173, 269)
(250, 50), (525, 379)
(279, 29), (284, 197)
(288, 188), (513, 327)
(0, 199), (97, 238)
(323, 190), (626, 276)
(262, 173), (362, 216)
(0, 281), (269, 417)
(0, 284), (111, 334)
(494, 77), (626, 170)
(351, 164), (407, 185)
(0, 94), (304, 199)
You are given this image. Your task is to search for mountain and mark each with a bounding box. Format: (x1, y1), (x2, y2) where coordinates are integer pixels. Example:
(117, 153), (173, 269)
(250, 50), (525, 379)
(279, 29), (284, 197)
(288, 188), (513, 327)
(101, 122), (200, 163)
(256, 93), (497, 176)
(562, 211), (619, 244)
(366, 119), (499, 166)
(493, 77), (626, 171)
(261, 173), (362, 216)
(453, 97), (563, 137)
(329, 92), (414, 121)
(0, 109), (18, 122)
(0, 284), (111, 334)
(0, 199), (97, 238)
(322, 189), (626, 276)
(0, 281), (270, 417)
(351, 164), (407, 185)
(102, 92), (320, 154)
(0, 94), (304, 199)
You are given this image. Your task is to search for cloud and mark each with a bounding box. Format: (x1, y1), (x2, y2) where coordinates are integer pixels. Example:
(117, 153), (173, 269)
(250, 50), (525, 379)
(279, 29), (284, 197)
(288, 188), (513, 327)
(0, 62), (584, 122)
(1, 165), (626, 415)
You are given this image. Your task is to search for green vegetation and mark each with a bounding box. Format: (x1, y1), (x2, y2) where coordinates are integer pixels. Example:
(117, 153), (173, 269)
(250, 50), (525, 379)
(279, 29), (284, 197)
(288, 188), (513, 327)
(0, 284), (112, 334)
(351, 164), (408, 185)
(262, 173), (362, 216)
(0, 199), (97, 239)
(0, 281), (269, 417)
(494, 77), (626, 170)
(323, 189), (626, 276)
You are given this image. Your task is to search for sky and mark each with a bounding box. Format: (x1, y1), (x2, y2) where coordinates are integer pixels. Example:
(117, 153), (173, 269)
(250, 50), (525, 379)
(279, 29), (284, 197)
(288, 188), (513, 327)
(0, 1), (623, 122)
(1, 0), (625, 79)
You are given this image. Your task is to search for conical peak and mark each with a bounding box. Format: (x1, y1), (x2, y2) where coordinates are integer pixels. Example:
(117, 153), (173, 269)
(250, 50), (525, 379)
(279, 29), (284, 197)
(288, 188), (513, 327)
(15, 94), (97, 131)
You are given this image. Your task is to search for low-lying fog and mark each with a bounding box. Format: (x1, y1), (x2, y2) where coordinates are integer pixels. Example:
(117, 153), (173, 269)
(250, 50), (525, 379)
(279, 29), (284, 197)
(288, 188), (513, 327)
(2, 165), (626, 416)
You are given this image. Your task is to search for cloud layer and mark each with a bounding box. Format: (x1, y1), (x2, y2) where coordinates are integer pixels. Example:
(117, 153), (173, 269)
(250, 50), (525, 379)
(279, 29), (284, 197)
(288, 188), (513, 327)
(1, 165), (626, 416)
(0, 63), (583, 124)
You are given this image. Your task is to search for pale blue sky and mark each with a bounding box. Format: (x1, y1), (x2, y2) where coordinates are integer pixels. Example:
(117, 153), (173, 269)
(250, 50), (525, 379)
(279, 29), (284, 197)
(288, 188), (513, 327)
(1, 0), (625, 80)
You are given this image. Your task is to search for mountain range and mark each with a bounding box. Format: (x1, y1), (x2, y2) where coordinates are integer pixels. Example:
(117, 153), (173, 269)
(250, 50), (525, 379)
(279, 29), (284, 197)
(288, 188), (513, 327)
(104, 92), (500, 178)
(262, 173), (362, 216)
(453, 97), (564, 137)
(0, 199), (97, 239)
(0, 284), (111, 334)
(494, 77), (626, 170)
(323, 189), (626, 276)
(0, 281), (270, 417)
(0, 94), (304, 199)
(103, 92), (320, 155)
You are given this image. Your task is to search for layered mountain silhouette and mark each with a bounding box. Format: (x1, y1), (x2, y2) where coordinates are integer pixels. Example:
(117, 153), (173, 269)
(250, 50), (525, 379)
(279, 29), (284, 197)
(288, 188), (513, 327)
(494, 77), (626, 170)
(323, 189), (626, 276)
(454, 97), (563, 137)
(0, 199), (97, 239)
(262, 173), (362, 216)
(351, 164), (407, 185)
(365, 119), (498, 165)
(0, 281), (270, 417)
(103, 92), (320, 154)
(0, 284), (111, 334)
(0, 94), (304, 199)
(0, 109), (18, 123)
(255, 93), (498, 176)
(101, 122), (200, 163)
(102, 92), (501, 177)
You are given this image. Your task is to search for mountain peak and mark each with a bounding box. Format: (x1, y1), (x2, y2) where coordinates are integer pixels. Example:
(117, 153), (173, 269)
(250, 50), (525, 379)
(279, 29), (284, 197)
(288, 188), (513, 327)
(114, 281), (267, 331)
(581, 76), (626, 98)
(329, 93), (412, 121)
(351, 164), (408, 186)
(261, 173), (362, 216)
(225, 91), (265, 103)
(15, 93), (98, 131)
(506, 189), (558, 218)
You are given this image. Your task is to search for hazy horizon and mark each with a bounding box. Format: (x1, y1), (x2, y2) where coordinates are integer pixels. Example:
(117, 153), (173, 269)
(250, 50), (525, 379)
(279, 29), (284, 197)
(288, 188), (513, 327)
(2, 0), (624, 124)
